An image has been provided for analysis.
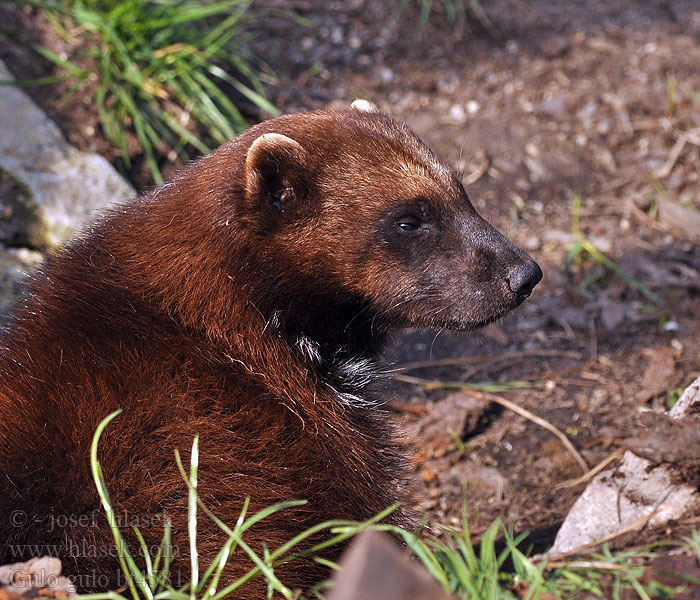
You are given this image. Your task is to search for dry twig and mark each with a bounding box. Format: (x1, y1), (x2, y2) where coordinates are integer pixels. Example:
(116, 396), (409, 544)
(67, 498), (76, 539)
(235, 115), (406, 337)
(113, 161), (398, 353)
(554, 448), (625, 489)
(655, 126), (700, 179)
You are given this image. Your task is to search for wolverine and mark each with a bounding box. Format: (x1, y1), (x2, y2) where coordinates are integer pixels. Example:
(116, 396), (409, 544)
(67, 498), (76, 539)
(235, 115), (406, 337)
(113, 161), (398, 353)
(0, 101), (541, 598)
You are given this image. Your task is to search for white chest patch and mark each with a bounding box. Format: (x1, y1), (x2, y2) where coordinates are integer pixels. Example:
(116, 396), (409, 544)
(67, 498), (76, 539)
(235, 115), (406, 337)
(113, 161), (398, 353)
(333, 357), (376, 390)
(295, 336), (382, 408)
(331, 356), (382, 409)
(296, 335), (322, 363)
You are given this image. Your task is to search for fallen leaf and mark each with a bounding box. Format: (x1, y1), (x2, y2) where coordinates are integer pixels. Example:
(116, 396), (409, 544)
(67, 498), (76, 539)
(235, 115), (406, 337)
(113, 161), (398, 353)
(658, 195), (700, 243)
(635, 346), (678, 403)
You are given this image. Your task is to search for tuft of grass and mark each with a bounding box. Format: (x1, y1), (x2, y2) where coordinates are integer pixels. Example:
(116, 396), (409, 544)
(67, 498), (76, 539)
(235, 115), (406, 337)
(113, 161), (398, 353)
(666, 387), (684, 410)
(375, 496), (700, 599)
(395, 0), (493, 35)
(3, 0), (278, 184)
(85, 410), (398, 600)
(84, 411), (700, 599)
(564, 195), (663, 314)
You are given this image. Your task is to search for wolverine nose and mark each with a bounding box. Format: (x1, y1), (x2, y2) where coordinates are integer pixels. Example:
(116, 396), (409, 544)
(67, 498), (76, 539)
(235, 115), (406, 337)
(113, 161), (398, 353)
(507, 260), (542, 298)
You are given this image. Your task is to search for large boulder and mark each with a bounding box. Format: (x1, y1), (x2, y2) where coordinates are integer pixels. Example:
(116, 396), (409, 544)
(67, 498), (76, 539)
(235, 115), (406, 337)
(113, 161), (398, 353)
(0, 58), (134, 249)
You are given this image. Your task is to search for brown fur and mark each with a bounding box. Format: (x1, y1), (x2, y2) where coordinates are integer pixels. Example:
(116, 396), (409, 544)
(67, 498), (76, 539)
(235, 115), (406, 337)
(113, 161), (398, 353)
(0, 106), (540, 597)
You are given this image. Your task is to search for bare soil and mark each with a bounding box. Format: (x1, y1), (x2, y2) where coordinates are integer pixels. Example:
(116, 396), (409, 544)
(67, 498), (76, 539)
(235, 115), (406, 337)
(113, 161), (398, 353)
(2, 0), (700, 562)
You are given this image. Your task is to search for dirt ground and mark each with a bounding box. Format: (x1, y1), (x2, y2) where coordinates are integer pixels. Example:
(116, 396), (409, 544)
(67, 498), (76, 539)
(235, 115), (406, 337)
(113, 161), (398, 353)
(2, 0), (700, 554)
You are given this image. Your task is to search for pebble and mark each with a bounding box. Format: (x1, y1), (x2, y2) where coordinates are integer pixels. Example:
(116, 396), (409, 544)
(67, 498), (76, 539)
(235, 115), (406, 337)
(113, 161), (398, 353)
(466, 100), (480, 114)
(448, 104), (466, 123)
(524, 235), (541, 251)
(378, 66), (394, 83)
(331, 26), (343, 44)
(537, 96), (567, 119)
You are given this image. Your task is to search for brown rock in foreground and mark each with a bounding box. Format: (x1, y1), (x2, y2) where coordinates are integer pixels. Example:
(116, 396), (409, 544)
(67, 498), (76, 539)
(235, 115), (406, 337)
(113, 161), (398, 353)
(327, 530), (450, 600)
(0, 557), (76, 600)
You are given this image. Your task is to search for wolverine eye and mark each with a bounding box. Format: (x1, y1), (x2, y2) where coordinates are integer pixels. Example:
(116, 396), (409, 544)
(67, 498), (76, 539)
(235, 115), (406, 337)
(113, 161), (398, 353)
(396, 215), (422, 232)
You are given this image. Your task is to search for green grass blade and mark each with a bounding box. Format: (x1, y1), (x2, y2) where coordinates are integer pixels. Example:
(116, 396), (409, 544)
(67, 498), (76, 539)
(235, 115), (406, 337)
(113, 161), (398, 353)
(207, 64), (278, 116)
(113, 86), (163, 182)
(90, 409), (152, 600)
(152, 516), (173, 593)
(188, 436), (199, 600)
(133, 526), (155, 588)
(200, 537), (234, 597)
(581, 240), (661, 306)
(0, 72), (77, 87)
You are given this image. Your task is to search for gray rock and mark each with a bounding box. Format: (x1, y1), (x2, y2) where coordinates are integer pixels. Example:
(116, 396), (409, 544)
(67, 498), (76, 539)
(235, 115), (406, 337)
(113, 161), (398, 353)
(0, 247), (42, 324)
(551, 376), (700, 556)
(0, 58), (134, 249)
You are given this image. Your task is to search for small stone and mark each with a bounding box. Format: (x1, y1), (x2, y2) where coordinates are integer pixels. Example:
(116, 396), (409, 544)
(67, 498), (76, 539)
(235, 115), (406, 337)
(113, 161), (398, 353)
(437, 75), (458, 95)
(420, 467), (436, 484)
(378, 66), (394, 84)
(541, 36), (570, 58)
(331, 26), (343, 44)
(525, 142), (540, 157)
(537, 96), (567, 119)
(524, 235), (541, 251)
(448, 103), (466, 124)
(588, 236), (611, 253)
(664, 321), (679, 332)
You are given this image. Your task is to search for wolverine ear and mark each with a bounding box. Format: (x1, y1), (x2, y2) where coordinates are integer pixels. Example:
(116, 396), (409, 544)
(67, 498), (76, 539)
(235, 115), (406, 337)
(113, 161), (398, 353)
(244, 133), (309, 222)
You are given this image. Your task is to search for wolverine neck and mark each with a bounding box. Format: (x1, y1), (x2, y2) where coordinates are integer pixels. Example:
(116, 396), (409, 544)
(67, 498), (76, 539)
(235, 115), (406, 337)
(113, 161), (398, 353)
(280, 300), (388, 361)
